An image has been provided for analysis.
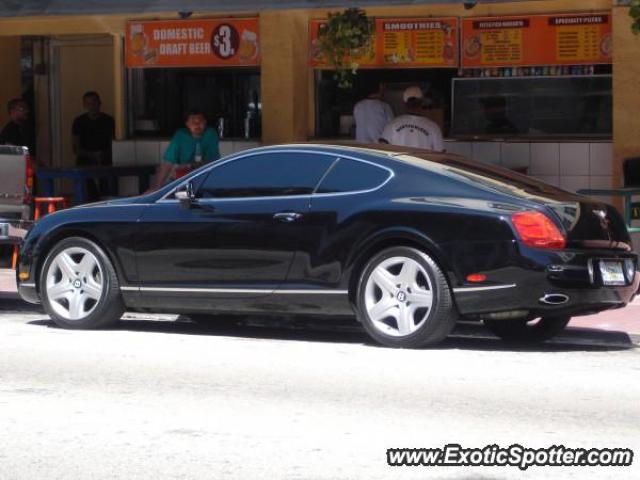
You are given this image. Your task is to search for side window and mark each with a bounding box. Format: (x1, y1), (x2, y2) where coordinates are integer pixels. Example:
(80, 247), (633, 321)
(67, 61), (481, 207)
(197, 152), (335, 198)
(316, 158), (391, 194)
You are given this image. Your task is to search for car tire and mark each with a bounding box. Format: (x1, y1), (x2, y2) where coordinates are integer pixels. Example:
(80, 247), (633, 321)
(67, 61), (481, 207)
(483, 316), (571, 343)
(40, 236), (124, 329)
(356, 246), (457, 348)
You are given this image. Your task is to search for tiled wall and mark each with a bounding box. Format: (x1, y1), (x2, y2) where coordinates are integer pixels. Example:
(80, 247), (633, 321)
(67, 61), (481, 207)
(111, 139), (614, 200)
(444, 141), (613, 194)
(111, 139), (262, 195)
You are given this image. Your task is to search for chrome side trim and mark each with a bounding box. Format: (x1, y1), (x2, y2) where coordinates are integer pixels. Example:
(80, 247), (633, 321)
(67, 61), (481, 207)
(137, 287), (272, 293)
(20, 283), (36, 288)
(453, 284), (517, 293)
(120, 286), (348, 295)
(276, 289), (348, 295)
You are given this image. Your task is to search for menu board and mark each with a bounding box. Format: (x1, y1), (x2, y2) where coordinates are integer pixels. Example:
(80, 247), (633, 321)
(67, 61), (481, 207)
(378, 18), (458, 67)
(309, 17), (458, 68)
(461, 13), (611, 68)
(126, 18), (260, 68)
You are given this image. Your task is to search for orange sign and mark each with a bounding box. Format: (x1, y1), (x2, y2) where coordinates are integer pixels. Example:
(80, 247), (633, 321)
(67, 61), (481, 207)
(461, 13), (612, 68)
(377, 18), (458, 67)
(309, 17), (459, 68)
(126, 18), (260, 68)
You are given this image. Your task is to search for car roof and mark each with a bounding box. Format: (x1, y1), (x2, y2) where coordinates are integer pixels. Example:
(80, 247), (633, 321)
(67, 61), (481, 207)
(248, 142), (457, 162)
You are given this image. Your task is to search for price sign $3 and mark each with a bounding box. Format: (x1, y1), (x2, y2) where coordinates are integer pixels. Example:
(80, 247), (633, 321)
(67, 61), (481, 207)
(212, 24), (239, 59)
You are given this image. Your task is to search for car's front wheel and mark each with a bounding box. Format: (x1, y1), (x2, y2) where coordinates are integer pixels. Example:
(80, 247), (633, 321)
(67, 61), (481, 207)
(356, 246), (457, 348)
(483, 316), (571, 343)
(40, 237), (124, 329)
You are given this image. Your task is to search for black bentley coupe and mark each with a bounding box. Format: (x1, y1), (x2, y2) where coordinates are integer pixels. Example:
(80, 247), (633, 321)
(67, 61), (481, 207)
(17, 144), (639, 348)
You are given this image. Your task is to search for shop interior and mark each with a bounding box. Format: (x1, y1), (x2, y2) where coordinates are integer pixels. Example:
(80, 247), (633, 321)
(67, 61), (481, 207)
(314, 65), (612, 141)
(128, 67), (261, 140)
(315, 68), (455, 139)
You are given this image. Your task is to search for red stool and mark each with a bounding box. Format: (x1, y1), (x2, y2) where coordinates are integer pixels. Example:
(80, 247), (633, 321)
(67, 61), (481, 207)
(34, 197), (67, 221)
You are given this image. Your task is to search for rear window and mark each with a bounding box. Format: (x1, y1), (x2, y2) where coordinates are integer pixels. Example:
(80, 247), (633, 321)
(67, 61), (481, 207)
(316, 158), (390, 194)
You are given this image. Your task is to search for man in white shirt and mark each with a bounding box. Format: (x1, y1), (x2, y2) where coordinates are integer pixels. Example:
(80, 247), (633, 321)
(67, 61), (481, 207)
(380, 86), (445, 152)
(353, 83), (394, 143)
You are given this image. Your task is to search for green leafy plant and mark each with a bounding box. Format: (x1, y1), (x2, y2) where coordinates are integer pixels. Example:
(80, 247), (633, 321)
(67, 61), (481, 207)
(316, 8), (374, 89)
(631, 0), (640, 35)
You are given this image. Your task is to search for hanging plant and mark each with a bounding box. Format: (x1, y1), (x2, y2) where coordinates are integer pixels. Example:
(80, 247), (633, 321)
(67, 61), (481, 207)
(316, 8), (374, 89)
(631, 0), (640, 35)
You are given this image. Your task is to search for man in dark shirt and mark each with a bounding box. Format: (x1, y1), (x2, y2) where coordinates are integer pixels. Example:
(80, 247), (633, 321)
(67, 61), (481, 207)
(0, 98), (35, 154)
(72, 91), (115, 166)
(72, 91), (115, 201)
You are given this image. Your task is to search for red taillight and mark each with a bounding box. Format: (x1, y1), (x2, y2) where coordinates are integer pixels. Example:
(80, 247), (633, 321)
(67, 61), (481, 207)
(466, 274), (487, 283)
(24, 154), (34, 204)
(511, 211), (566, 250)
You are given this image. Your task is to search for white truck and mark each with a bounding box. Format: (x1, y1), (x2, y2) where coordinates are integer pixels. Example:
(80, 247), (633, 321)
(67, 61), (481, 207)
(0, 146), (33, 258)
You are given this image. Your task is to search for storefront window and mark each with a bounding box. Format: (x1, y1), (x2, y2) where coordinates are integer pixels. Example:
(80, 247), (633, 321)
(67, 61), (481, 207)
(128, 67), (261, 139)
(451, 73), (612, 138)
(315, 69), (456, 139)
(312, 12), (613, 143)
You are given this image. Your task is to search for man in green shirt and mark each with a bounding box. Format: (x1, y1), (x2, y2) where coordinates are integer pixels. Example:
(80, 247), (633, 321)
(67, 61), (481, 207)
(151, 109), (220, 190)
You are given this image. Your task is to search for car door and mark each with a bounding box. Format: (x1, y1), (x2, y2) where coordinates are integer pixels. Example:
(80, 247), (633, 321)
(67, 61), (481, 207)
(285, 156), (395, 290)
(134, 150), (336, 310)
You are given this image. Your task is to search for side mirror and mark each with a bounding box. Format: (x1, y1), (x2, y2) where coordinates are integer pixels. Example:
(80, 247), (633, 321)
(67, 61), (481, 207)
(175, 181), (195, 209)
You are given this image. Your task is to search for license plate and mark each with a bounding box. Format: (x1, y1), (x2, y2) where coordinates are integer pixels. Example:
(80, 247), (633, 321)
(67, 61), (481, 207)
(599, 260), (626, 286)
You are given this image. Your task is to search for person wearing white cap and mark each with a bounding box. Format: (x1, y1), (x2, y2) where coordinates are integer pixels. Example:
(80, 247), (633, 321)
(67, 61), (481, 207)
(379, 86), (444, 152)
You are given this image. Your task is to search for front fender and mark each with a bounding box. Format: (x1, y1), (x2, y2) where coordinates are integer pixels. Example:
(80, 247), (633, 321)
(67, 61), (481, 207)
(19, 205), (147, 289)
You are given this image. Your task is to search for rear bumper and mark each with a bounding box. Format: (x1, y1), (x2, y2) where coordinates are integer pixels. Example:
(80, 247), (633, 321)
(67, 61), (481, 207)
(454, 248), (640, 319)
(455, 278), (638, 318)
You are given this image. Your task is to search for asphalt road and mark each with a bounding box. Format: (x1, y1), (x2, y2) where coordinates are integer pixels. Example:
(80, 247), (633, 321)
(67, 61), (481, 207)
(0, 299), (639, 480)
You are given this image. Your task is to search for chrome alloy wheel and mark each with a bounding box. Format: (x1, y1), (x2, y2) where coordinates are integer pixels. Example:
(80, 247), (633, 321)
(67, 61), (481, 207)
(364, 256), (434, 337)
(45, 247), (104, 321)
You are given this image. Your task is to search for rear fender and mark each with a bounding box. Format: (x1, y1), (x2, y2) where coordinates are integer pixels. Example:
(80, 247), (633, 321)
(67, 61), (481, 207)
(346, 227), (458, 303)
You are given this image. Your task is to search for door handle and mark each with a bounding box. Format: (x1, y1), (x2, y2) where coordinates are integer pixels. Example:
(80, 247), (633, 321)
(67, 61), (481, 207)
(273, 211), (303, 223)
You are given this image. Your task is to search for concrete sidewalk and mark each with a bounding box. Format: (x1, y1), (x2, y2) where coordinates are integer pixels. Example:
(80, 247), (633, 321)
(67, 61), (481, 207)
(2, 268), (638, 337)
(569, 302), (640, 336)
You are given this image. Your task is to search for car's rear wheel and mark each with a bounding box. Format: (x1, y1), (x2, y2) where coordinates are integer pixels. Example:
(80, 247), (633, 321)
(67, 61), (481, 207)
(40, 237), (124, 329)
(356, 246), (457, 348)
(483, 316), (571, 343)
